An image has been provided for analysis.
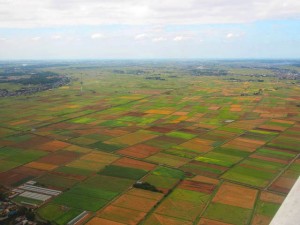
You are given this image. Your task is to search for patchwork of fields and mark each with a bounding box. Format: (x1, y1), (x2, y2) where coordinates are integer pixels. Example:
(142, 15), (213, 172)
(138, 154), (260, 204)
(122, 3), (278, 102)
(0, 65), (299, 225)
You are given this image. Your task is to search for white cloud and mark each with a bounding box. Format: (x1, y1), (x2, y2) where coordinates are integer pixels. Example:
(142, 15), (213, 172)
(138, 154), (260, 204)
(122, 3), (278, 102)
(173, 36), (192, 41)
(134, 33), (147, 40)
(152, 37), (167, 42)
(91, 33), (104, 39)
(0, 0), (299, 28)
(226, 32), (244, 39)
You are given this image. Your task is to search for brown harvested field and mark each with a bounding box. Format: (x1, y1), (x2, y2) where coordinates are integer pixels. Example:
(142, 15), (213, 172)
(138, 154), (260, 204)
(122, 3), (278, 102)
(143, 213), (193, 225)
(198, 218), (232, 225)
(268, 176), (297, 194)
(36, 151), (80, 165)
(86, 217), (126, 225)
(109, 130), (157, 145)
(102, 129), (130, 137)
(24, 162), (58, 171)
(223, 140), (260, 152)
(63, 145), (92, 153)
(235, 137), (266, 145)
(112, 194), (158, 212)
(36, 140), (71, 152)
(13, 136), (50, 149)
(146, 126), (174, 133)
(228, 119), (266, 130)
(179, 180), (216, 194)
(66, 160), (106, 171)
(0, 171), (31, 186)
(259, 191), (285, 204)
(271, 119), (295, 125)
(209, 106), (220, 110)
(189, 175), (219, 185)
(212, 182), (258, 209)
(239, 164), (277, 174)
(97, 205), (146, 225)
(112, 157), (156, 171)
(251, 214), (272, 225)
(11, 166), (46, 177)
(117, 144), (160, 158)
(126, 188), (164, 201)
(250, 154), (289, 164)
(172, 111), (189, 116)
(152, 135), (188, 145)
(257, 125), (287, 132)
(180, 138), (214, 152)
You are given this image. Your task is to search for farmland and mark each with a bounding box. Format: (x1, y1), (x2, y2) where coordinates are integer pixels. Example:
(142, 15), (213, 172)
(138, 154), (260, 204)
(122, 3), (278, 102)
(0, 60), (299, 225)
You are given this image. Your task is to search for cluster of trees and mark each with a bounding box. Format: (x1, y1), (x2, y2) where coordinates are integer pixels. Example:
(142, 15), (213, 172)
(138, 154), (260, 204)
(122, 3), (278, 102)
(189, 69), (228, 76)
(133, 182), (162, 193)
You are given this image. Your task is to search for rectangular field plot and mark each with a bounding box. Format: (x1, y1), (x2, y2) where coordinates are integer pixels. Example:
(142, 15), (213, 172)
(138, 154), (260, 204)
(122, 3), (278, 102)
(251, 191), (284, 225)
(98, 165), (148, 180)
(202, 203), (252, 225)
(53, 192), (108, 212)
(221, 157), (287, 188)
(97, 205), (146, 225)
(117, 144), (161, 158)
(108, 130), (158, 146)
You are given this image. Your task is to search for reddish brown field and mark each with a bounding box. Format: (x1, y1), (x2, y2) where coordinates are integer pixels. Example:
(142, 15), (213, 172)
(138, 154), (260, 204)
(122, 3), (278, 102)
(37, 140), (70, 152)
(24, 162), (58, 171)
(251, 214), (272, 225)
(103, 129), (129, 137)
(112, 157), (156, 171)
(250, 154), (288, 164)
(97, 206), (146, 225)
(179, 180), (216, 194)
(117, 144), (160, 158)
(11, 166), (45, 177)
(0, 171), (30, 186)
(268, 176), (296, 194)
(180, 138), (213, 152)
(212, 182), (258, 209)
(112, 194), (158, 212)
(36, 151), (80, 165)
(257, 125), (287, 132)
(13, 135), (50, 149)
(146, 126), (174, 133)
(126, 188), (164, 201)
(259, 191), (285, 204)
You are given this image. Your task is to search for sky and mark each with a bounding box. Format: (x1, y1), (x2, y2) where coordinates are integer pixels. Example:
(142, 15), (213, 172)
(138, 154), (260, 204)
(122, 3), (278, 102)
(0, 0), (299, 59)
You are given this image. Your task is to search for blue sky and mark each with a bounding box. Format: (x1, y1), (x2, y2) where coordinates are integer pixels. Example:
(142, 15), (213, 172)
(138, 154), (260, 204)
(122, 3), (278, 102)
(0, 0), (299, 59)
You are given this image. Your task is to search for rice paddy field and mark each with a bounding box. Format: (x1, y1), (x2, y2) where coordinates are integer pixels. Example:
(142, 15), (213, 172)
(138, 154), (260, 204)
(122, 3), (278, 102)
(0, 61), (299, 225)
